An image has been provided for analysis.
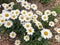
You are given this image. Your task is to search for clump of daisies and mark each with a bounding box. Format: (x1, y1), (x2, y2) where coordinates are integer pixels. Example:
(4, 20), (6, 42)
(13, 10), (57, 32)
(0, 0), (59, 45)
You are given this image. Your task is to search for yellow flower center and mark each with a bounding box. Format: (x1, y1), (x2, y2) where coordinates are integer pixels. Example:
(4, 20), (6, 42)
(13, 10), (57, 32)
(28, 29), (32, 32)
(33, 6), (35, 8)
(24, 3), (26, 5)
(44, 31), (48, 36)
(12, 12), (14, 14)
(23, 12), (26, 14)
(46, 12), (49, 14)
(50, 23), (52, 25)
(33, 19), (36, 22)
(34, 16), (36, 18)
(5, 14), (9, 17)
(1, 20), (4, 22)
(6, 5), (9, 9)
(43, 16), (46, 19)
(7, 22), (11, 26)
(16, 11), (18, 14)
(28, 14), (31, 16)
(21, 16), (24, 19)
(12, 16), (16, 18)
(37, 23), (41, 25)
(12, 33), (14, 36)
(16, 41), (19, 44)
(26, 25), (30, 28)
(39, 25), (43, 28)
(26, 37), (28, 39)
(58, 30), (60, 32)
(27, 6), (29, 8)
(26, 17), (29, 20)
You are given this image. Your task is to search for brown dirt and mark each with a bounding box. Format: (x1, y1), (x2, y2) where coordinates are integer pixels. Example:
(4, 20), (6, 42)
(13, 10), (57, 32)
(0, 35), (14, 45)
(49, 16), (60, 45)
(27, 0), (56, 11)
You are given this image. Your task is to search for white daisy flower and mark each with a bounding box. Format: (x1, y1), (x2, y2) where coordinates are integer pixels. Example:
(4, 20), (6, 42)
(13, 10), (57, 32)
(36, 10), (43, 16)
(27, 11), (33, 18)
(32, 18), (38, 23)
(0, 17), (5, 24)
(55, 28), (60, 33)
(26, 27), (34, 35)
(24, 4), (30, 10)
(0, 18), (4, 26)
(31, 4), (37, 10)
(19, 15), (25, 22)
(49, 21), (55, 27)
(51, 11), (57, 16)
(55, 35), (59, 40)
(23, 23), (31, 29)
(4, 20), (13, 28)
(36, 21), (43, 29)
(55, 35), (60, 42)
(44, 10), (51, 15)
(11, 15), (18, 20)
(21, 1), (28, 7)
(38, 37), (42, 41)
(24, 35), (30, 41)
(2, 3), (12, 10)
(11, 9), (20, 16)
(16, 0), (25, 2)
(24, 16), (31, 22)
(21, 10), (27, 16)
(36, 21), (42, 26)
(41, 29), (53, 39)
(9, 31), (16, 38)
(33, 14), (38, 19)
(15, 9), (20, 16)
(2, 3), (8, 10)
(2, 10), (11, 20)
(54, 18), (58, 23)
(11, 10), (15, 15)
(41, 15), (48, 21)
(15, 40), (21, 45)
(38, 24), (43, 29)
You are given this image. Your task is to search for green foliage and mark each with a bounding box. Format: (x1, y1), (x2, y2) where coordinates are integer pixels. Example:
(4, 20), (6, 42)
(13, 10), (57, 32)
(13, 3), (19, 10)
(0, 0), (15, 4)
(40, 0), (51, 4)
(23, 39), (49, 45)
(0, 18), (50, 45)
